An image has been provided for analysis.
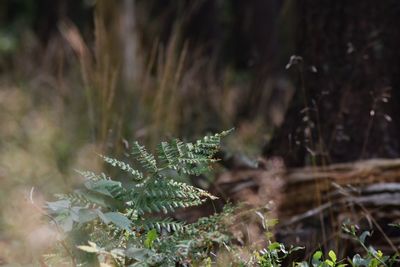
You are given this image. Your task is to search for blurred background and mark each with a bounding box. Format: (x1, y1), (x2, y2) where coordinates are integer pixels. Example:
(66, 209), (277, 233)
(1, 0), (400, 264)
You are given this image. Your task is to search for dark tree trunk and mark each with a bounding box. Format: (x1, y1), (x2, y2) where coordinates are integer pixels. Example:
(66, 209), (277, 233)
(265, 0), (400, 167)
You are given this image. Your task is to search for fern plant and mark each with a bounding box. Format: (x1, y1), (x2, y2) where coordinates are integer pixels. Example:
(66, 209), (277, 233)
(46, 130), (233, 266)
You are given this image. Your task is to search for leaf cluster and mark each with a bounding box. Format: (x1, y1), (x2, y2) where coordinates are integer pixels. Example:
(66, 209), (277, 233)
(46, 130), (234, 266)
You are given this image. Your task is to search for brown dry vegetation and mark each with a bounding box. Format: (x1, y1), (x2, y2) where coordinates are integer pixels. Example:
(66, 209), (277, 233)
(1, 0), (400, 265)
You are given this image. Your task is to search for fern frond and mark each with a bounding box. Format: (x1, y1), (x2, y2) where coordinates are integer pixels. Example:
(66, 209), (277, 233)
(131, 141), (158, 173)
(59, 189), (119, 209)
(89, 221), (127, 249)
(75, 170), (110, 181)
(101, 155), (143, 180)
(47, 130), (232, 266)
(195, 129), (233, 155)
(125, 178), (216, 215)
(84, 179), (125, 199)
(157, 139), (214, 176)
(139, 217), (186, 232)
(57, 192), (98, 208)
(165, 179), (217, 200)
(146, 179), (210, 199)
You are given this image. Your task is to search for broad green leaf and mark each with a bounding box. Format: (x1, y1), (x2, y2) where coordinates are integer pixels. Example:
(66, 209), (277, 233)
(312, 251), (323, 267)
(351, 254), (368, 266)
(84, 179), (121, 197)
(359, 231), (371, 244)
(77, 208), (98, 223)
(96, 210), (110, 224)
(313, 251), (323, 261)
(59, 215), (73, 232)
(144, 229), (158, 249)
(325, 259), (334, 266)
(47, 200), (70, 212)
(268, 242), (281, 251)
(125, 247), (153, 261)
(104, 212), (132, 232)
(328, 250), (337, 262)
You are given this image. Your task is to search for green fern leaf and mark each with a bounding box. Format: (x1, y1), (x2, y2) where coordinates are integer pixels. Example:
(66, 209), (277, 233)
(101, 155), (143, 180)
(46, 130), (232, 266)
(131, 141), (158, 173)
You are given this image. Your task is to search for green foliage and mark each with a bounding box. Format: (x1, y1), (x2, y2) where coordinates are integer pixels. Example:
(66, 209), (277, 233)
(46, 130), (234, 266)
(253, 211), (303, 267)
(296, 250), (346, 267)
(255, 242), (302, 267)
(294, 223), (399, 267)
(342, 223), (399, 267)
(45, 130), (400, 267)
(224, 218), (399, 267)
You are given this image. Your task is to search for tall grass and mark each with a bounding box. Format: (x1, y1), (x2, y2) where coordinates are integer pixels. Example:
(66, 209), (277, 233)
(0, 2), (283, 264)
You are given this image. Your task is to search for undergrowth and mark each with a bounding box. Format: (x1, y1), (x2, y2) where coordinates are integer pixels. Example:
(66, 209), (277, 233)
(45, 130), (400, 267)
(231, 220), (400, 267)
(46, 130), (234, 266)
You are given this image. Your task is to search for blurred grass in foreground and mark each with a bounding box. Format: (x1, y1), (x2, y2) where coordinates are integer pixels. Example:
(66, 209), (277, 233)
(0, 2), (285, 264)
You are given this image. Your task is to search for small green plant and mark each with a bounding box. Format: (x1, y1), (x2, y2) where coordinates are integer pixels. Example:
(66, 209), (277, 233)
(254, 212), (303, 267)
(46, 130), (234, 266)
(296, 250), (346, 267)
(239, 219), (399, 267)
(295, 223), (399, 267)
(255, 242), (302, 267)
(342, 223), (399, 267)
(44, 129), (400, 267)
